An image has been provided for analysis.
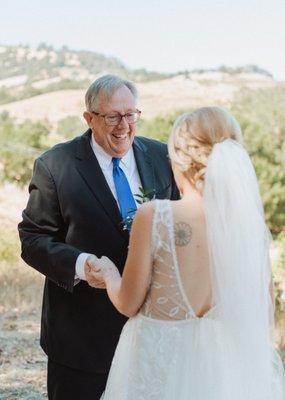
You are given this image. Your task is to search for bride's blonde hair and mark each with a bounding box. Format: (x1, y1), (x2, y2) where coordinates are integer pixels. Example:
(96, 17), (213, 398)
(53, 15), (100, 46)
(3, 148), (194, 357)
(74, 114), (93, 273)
(168, 107), (244, 192)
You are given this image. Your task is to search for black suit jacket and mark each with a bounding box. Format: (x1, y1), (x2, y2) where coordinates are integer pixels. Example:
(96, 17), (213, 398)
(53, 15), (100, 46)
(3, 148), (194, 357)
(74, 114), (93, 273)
(18, 129), (179, 373)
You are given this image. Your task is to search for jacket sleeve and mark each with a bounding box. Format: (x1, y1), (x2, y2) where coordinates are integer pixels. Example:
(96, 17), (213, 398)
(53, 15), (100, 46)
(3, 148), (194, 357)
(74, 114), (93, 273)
(18, 157), (81, 292)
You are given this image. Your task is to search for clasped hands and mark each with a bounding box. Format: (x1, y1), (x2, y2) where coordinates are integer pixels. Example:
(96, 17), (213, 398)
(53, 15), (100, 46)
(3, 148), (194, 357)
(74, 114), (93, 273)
(84, 254), (119, 289)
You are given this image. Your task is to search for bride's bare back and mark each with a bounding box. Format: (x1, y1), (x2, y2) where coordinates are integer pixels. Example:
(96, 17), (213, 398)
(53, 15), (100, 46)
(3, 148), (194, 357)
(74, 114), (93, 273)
(140, 199), (212, 320)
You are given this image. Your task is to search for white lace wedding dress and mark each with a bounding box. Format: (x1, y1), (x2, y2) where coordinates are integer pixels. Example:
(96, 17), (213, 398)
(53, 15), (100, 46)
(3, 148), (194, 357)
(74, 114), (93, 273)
(101, 199), (285, 400)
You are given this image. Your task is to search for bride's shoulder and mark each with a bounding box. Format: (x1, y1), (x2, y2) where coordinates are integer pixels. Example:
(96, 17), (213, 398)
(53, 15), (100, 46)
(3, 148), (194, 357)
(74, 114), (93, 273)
(131, 202), (155, 235)
(134, 200), (153, 222)
(135, 201), (155, 219)
(134, 199), (171, 225)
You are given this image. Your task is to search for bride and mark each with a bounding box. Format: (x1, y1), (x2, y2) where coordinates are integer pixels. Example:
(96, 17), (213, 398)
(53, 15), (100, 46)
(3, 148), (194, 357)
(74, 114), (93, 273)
(93, 107), (285, 399)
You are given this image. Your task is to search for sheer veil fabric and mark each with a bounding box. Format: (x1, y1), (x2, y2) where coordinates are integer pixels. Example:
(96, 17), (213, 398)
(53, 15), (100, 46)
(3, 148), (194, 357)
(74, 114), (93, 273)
(101, 139), (285, 399)
(204, 139), (281, 398)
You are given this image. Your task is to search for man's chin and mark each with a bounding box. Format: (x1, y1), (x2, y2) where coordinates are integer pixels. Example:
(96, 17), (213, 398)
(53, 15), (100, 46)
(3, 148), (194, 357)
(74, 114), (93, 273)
(109, 141), (133, 157)
(111, 148), (129, 158)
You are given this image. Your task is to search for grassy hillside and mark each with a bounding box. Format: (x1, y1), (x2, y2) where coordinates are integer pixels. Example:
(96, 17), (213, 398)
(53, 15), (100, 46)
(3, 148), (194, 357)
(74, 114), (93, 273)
(0, 43), (276, 106)
(0, 44), (174, 104)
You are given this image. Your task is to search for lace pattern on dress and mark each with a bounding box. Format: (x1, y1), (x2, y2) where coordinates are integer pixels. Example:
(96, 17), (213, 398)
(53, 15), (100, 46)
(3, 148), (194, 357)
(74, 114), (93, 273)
(140, 199), (195, 320)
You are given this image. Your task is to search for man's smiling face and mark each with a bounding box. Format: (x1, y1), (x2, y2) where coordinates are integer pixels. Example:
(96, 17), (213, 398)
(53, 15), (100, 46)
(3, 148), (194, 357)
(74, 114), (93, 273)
(87, 85), (138, 157)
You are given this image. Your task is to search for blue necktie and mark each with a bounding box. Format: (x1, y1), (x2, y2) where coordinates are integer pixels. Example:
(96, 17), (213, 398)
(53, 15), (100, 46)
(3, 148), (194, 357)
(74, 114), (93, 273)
(112, 157), (137, 220)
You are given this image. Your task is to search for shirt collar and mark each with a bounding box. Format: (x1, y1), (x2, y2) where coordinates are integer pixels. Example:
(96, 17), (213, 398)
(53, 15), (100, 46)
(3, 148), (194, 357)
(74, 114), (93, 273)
(90, 134), (134, 170)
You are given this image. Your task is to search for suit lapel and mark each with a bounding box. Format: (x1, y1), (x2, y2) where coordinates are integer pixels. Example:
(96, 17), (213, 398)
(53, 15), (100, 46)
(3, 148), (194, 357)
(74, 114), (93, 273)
(133, 137), (155, 195)
(75, 130), (123, 234)
(75, 133), (158, 234)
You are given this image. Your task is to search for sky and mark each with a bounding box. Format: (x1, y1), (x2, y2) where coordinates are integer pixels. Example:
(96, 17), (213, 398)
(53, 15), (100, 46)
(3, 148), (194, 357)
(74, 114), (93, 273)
(1, 0), (285, 79)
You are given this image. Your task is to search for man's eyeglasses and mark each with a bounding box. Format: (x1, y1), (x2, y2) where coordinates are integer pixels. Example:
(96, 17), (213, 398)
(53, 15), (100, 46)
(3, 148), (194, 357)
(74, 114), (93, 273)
(91, 110), (141, 126)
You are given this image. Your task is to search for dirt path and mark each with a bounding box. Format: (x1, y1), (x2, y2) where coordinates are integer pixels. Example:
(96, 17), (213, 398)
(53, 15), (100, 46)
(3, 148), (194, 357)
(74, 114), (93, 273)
(0, 310), (47, 399)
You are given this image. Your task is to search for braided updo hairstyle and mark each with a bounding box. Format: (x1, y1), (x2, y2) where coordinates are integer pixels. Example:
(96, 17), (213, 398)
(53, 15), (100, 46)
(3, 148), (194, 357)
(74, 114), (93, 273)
(168, 107), (243, 192)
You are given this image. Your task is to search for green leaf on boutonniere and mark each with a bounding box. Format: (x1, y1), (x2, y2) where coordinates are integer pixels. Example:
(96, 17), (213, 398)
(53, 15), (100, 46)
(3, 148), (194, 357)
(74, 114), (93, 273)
(134, 187), (156, 205)
(122, 187), (156, 231)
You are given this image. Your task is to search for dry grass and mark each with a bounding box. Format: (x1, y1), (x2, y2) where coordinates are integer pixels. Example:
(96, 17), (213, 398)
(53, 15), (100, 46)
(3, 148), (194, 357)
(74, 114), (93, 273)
(0, 74), (280, 127)
(0, 309), (47, 399)
(0, 184), (47, 398)
(0, 184), (43, 313)
(0, 261), (44, 313)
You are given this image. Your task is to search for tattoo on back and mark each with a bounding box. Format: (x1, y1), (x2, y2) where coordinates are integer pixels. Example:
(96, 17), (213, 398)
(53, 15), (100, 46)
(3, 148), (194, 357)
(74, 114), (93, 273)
(174, 222), (192, 246)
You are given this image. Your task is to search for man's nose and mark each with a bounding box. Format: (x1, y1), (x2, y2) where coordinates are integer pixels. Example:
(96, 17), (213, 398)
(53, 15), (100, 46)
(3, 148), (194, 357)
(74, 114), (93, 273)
(117, 115), (128, 128)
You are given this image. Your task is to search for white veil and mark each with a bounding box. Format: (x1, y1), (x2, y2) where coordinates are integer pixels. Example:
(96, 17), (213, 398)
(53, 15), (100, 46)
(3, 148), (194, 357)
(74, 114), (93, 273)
(204, 139), (276, 399)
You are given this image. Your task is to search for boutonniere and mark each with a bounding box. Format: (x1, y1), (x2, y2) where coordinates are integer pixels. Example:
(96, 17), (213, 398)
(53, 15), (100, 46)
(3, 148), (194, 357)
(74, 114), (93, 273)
(122, 187), (156, 231)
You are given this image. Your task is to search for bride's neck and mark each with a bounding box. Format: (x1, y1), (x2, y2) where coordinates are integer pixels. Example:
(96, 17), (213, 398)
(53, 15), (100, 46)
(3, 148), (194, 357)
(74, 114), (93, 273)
(180, 182), (202, 203)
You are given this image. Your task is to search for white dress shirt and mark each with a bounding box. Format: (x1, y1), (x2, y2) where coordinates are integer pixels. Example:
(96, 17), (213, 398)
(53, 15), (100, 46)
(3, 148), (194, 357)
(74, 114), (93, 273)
(75, 135), (142, 281)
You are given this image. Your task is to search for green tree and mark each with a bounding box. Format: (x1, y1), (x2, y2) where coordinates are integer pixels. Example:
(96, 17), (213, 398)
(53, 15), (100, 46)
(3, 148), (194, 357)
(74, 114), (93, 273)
(230, 87), (285, 232)
(0, 113), (50, 186)
(57, 116), (86, 139)
(139, 109), (189, 142)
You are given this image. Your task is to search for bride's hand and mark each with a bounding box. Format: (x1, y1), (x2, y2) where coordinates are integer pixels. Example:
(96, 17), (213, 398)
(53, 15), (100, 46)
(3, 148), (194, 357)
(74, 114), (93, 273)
(91, 256), (121, 282)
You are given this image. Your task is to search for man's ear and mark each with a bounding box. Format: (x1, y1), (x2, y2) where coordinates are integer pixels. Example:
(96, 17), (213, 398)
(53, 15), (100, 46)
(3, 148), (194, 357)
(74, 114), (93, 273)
(83, 111), (92, 127)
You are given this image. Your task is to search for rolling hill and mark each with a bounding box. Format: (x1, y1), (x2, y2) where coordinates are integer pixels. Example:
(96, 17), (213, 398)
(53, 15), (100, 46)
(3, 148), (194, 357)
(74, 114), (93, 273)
(0, 44), (281, 127)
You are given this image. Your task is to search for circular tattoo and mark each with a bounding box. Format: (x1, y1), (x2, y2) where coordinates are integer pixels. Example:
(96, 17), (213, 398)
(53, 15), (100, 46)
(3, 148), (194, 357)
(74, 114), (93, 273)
(174, 222), (192, 246)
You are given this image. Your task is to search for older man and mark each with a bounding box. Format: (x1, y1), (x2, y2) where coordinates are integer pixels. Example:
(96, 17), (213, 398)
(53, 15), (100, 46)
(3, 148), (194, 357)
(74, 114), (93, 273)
(18, 74), (179, 399)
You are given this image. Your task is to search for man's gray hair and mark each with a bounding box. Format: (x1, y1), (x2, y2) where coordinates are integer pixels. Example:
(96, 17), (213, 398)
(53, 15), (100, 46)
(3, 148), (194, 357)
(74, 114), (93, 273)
(85, 74), (138, 111)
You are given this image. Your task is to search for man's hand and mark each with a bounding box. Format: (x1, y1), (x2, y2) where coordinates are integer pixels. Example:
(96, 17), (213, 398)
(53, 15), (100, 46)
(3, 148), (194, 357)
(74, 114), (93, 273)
(84, 255), (106, 289)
